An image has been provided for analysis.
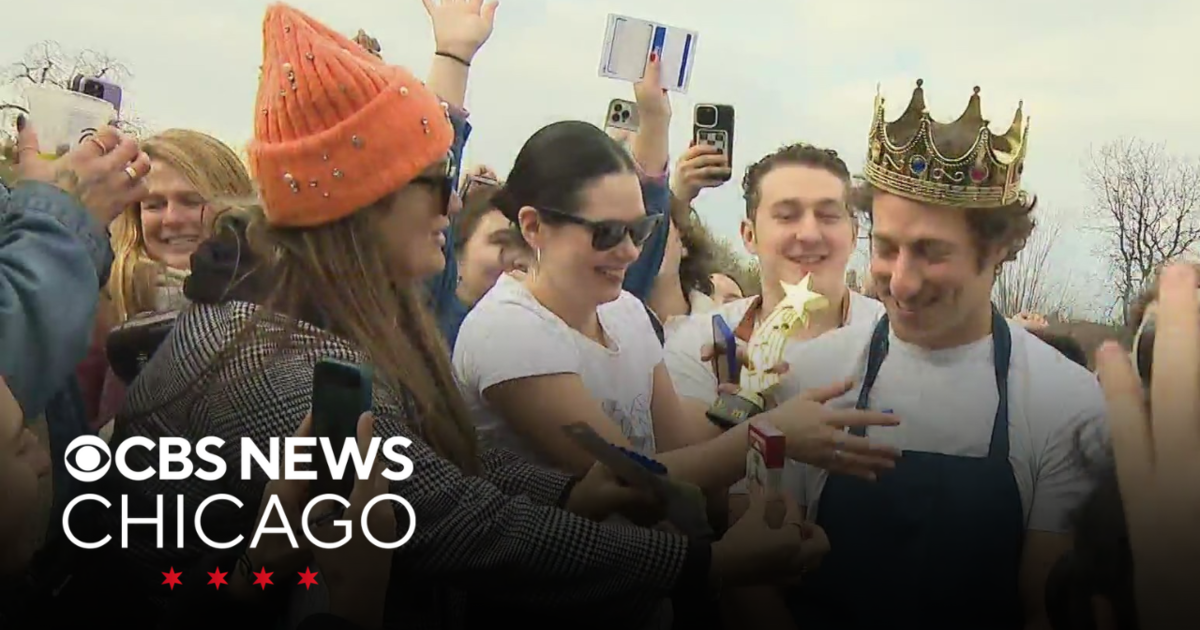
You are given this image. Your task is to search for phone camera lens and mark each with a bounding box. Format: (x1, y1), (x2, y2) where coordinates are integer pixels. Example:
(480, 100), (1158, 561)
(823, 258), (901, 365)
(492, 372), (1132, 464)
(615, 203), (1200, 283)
(696, 106), (717, 127)
(611, 113), (621, 123)
(613, 103), (623, 112)
(620, 111), (630, 121)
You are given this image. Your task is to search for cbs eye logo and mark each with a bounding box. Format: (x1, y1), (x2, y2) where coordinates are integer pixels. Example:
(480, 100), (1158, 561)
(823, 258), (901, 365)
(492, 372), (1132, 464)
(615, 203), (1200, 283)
(64, 435), (112, 483)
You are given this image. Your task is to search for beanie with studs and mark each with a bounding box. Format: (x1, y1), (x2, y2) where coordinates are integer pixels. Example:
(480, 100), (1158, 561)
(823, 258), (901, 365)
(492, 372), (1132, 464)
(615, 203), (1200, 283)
(248, 3), (453, 227)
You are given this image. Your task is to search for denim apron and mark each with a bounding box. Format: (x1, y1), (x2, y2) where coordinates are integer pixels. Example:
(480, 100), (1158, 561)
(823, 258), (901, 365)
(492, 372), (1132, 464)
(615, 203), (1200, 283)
(789, 308), (1025, 629)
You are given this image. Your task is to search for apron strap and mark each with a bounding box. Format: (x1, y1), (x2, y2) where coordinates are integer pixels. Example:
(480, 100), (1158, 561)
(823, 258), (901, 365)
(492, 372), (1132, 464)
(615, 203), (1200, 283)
(851, 306), (1014, 462)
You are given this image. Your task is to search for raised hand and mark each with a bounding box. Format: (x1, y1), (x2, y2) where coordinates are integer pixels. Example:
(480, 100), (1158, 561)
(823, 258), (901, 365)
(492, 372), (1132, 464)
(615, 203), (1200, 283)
(1095, 262), (1200, 627)
(420, 0), (499, 63)
(15, 120), (149, 226)
(633, 53), (671, 121)
(672, 143), (731, 203)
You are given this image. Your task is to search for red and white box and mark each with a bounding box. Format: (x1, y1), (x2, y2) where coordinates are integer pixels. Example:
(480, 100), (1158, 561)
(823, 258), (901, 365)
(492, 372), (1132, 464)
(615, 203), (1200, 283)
(747, 420), (786, 496)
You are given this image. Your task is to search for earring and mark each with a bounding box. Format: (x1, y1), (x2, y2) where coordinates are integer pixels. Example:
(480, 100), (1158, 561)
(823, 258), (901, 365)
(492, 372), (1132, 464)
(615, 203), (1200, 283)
(535, 248), (541, 264)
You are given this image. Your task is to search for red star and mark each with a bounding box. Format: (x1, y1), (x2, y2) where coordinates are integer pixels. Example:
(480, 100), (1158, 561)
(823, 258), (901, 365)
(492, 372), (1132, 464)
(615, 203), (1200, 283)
(252, 567), (274, 590)
(207, 567), (228, 590)
(297, 567), (319, 590)
(162, 567), (183, 590)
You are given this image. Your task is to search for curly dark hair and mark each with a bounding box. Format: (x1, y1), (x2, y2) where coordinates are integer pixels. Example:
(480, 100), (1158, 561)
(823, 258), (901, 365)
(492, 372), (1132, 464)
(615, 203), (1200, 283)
(742, 142), (854, 220)
(669, 194), (718, 296)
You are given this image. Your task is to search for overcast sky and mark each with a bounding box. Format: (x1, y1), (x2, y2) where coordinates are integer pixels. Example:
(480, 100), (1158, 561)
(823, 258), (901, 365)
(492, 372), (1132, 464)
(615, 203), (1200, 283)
(4, 0), (1197, 318)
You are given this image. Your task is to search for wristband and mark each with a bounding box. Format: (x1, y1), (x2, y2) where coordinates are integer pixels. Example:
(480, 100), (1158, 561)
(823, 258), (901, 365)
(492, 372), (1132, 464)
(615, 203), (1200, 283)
(435, 51), (471, 67)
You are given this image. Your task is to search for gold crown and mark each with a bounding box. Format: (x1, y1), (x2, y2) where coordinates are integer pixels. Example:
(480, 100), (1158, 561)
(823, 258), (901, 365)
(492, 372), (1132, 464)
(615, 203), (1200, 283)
(863, 79), (1030, 209)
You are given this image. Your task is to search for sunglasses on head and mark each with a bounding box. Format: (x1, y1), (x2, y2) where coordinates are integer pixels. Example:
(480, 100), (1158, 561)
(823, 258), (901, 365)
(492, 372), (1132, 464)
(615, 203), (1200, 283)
(411, 155), (457, 215)
(538, 207), (662, 251)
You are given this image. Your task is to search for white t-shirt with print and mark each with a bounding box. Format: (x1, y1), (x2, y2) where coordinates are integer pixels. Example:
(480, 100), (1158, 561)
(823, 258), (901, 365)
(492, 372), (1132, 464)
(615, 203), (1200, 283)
(664, 292), (886, 494)
(453, 274), (664, 468)
(779, 320), (1109, 534)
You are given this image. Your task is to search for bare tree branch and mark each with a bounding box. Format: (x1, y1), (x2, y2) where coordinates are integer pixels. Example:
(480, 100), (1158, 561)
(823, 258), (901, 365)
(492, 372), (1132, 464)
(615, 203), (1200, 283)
(992, 216), (1077, 320)
(1084, 138), (1200, 324)
(1, 41), (143, 135)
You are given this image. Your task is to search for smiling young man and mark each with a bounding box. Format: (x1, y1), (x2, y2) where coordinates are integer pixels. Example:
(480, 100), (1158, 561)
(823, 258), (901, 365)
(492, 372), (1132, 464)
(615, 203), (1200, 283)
(662, 143), (885, 452)
(783, 81), (1108, 630)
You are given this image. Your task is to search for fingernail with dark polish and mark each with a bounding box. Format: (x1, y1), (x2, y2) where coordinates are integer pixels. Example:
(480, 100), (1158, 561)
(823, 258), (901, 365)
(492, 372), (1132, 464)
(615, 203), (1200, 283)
(15, 114), (25, 132)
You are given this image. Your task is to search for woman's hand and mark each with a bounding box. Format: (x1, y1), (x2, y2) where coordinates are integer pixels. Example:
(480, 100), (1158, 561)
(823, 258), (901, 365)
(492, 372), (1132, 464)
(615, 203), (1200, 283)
(14, 120), (149, 226)
(421, 0), (499, 63)
(711, 490), (816, 587)
(1096, 262), (1200, 628)
(565, 461), (665, 525)
(633, 53), (671, 123)
(672, 144), (731, 203)
(311, 413), (395, 630)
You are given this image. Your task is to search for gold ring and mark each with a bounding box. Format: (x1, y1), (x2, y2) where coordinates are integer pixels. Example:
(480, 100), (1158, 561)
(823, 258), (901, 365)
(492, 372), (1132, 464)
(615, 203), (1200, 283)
(124, 165), (139, 181)
(86, 136), (109, 154)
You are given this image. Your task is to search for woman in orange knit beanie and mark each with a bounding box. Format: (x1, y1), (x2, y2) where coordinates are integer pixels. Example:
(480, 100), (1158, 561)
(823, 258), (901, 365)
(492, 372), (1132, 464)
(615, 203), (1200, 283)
(98, 4), (813, 629)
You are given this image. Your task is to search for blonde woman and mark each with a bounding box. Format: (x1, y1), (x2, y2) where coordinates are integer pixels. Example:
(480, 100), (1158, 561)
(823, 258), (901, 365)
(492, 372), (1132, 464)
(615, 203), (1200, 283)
(76, 129), (252, 429)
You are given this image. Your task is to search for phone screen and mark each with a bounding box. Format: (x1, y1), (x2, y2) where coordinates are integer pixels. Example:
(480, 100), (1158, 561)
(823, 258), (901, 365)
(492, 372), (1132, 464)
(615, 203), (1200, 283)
(311, 359), (373, 501)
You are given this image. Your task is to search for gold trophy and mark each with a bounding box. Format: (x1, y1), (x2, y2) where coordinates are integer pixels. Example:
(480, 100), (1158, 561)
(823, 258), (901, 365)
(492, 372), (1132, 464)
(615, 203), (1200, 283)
(707, 273), (830, 428)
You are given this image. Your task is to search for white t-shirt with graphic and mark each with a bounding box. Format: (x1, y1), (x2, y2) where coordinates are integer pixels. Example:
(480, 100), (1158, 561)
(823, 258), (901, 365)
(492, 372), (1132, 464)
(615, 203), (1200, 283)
(453, 274), (664, 467)
(779, 320), (1110, 534)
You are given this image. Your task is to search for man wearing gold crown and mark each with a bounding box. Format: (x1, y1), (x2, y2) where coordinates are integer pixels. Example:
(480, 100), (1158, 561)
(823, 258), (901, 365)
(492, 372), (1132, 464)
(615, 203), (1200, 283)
(779, 80), (1108, 629)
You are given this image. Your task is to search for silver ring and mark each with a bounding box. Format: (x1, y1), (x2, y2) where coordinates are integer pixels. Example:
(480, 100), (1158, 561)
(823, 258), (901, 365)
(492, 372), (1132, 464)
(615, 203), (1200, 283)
(123, 165), (139, 181)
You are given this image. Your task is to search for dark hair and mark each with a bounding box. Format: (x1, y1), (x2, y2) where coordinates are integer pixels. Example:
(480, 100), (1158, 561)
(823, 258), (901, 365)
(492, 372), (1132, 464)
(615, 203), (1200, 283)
(453, 184), (502, 253)
(853, 180), (1037, 272)
(1031, 330), (1089, 368)
(670, 194), (718, 296)
(742, 143), (853, 219)
(491, 121), (636, 234)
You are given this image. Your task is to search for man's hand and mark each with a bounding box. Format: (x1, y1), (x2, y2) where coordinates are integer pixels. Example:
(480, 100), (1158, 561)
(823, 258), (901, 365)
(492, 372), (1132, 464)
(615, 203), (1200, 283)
(15, 119), (149, 227)
(421, 0), (499, 63)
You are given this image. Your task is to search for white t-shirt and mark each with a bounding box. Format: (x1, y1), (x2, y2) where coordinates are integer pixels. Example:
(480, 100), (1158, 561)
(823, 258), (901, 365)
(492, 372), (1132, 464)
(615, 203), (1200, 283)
(780, 320), (1109, 534)
(453, 274), (665, 467)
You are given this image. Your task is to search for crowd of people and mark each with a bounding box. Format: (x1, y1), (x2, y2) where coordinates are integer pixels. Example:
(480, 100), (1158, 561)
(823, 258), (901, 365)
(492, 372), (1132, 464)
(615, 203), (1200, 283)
(0, 1), (1198, 628)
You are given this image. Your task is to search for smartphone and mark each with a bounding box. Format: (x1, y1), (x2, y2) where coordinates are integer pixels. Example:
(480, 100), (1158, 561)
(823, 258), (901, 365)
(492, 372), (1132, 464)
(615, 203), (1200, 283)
(310, 358), (374, 502)
(711, 314), (740, 385)
(106, 311), (179, 385)
(693, 103), (735, 179)
(605, 98), (640, 132)
(69, 75), (122, 114)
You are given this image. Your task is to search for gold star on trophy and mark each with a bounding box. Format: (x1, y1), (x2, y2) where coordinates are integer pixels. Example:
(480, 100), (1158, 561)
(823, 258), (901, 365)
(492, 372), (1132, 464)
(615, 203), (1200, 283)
(707, 274), (830, 428)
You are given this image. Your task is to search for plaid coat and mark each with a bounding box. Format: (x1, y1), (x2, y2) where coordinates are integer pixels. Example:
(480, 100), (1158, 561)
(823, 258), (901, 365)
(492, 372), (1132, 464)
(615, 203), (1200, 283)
(102, 295), (702, 628)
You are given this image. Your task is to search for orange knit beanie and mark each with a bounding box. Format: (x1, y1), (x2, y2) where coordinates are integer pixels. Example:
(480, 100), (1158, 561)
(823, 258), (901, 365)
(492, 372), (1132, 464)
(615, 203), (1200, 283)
(248, 3), (453, 227)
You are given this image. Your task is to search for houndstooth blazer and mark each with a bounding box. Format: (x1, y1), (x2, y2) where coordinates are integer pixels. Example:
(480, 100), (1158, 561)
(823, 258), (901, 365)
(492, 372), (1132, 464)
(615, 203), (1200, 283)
(101, 300), (701, 628)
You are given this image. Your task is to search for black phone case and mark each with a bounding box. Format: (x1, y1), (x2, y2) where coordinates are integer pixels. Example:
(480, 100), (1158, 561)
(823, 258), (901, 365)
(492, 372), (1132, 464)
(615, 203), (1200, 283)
(693, 104), (735, 178)
(106, 311), (179, 385)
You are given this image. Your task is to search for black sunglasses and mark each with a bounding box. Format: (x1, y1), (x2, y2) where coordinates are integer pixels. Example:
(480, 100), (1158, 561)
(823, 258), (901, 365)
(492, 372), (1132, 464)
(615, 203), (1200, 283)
(538, 207), (662, 251)
(412, 157), (457, 215)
